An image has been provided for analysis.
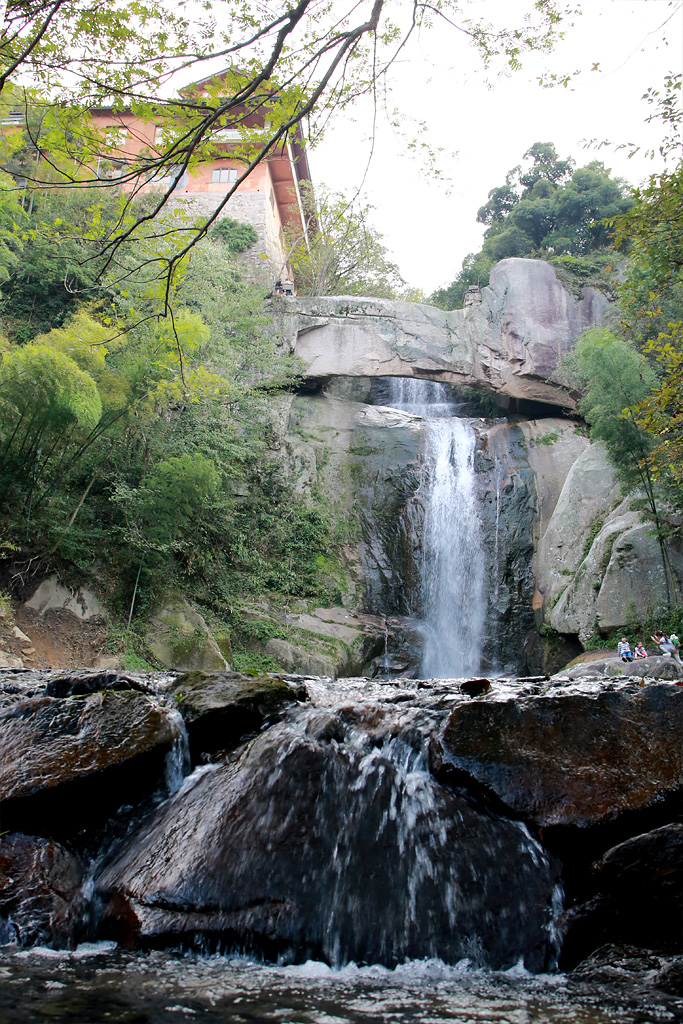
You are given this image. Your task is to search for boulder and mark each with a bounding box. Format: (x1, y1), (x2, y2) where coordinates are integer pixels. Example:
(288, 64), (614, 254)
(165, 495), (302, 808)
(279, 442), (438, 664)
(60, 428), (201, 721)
(97, 713), (560, 970)
(0, 833), (85, 947)
(437, 685), (683, 827)
(0, 691), (178, 834)
(146, 594), (228, 671)
(264, 638), (337, 677)
(563, 825), (683, 964)
(169, 670), (300, 756)
(595, 824), (683, 948)
(46, 668), (151, 697)
(557, 656), (683, 682)
(284, 259), (609, 407)
(25, 577), (106, 620)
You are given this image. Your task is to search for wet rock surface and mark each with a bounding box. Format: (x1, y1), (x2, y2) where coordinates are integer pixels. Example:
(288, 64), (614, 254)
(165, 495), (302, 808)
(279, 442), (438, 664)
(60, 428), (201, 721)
(438, 684), (683, 827)
(96, 709), (559, 970)
(169, 669), (302, 757)
(0, 687), (178, 833)
(2, 665), (682, 983)
(0, 833), (85, 947)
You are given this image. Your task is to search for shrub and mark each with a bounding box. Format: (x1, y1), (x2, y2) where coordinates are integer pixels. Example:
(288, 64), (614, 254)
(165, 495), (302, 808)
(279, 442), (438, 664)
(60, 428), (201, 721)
(209, 217), (258, 254)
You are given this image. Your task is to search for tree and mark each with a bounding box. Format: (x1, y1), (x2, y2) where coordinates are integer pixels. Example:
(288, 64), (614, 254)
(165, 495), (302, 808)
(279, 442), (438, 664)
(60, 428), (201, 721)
(432, 144), (631, 309)
(560, 327), (678, 605)
(613, 160), (683, 506)
(209, 218), (258, 255)
(0, 2), (573, 311)
(285, 186), (405, 298)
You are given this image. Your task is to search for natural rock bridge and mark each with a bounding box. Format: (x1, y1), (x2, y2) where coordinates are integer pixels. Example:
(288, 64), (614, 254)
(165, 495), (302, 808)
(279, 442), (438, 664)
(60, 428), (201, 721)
(275, 258), (609, 409)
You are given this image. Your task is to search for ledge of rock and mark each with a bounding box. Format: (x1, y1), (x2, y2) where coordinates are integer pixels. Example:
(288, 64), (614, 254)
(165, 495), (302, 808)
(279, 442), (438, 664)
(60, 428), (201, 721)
(555, 655), (683, 682)
(169, 670), (302, 757)
(278, 259), (609, 409)
(437, 684), (683, 828)
(0, 691), (178, 834)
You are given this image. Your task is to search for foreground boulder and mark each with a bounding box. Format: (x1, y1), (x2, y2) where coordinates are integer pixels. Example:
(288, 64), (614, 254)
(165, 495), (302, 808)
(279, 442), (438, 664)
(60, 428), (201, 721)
(96, 710), (560, 970)
(0, 691), (178, 833)
(169, 670), (301, 757)
(562, 825), (683, 966)
(437, 684), (683, 828)
(0, 833), (85, 947)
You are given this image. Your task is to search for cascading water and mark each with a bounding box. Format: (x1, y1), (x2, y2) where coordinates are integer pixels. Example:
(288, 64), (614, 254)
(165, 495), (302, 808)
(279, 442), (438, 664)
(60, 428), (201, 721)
(384, 379), (487, 677)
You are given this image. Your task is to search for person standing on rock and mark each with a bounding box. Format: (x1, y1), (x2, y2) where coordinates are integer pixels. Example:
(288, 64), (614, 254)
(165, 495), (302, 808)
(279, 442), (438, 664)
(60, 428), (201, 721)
(617, 637), (634, 662)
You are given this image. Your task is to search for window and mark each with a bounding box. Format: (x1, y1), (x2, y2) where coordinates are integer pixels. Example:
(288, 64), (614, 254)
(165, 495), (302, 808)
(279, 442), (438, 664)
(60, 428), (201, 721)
(210, 167), (239, 184)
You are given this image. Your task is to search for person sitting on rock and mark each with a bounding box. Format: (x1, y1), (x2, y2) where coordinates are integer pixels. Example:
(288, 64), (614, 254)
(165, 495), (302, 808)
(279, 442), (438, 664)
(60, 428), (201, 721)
(651, 630), (683, 665)
(633, 641), (648, 658)
(669, 631), (680, 649)
(617, 636), (634, 662)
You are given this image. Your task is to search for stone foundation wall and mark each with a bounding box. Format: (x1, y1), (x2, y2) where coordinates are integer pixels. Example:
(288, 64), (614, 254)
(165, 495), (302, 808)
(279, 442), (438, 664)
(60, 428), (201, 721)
(169, 191), (282, 285)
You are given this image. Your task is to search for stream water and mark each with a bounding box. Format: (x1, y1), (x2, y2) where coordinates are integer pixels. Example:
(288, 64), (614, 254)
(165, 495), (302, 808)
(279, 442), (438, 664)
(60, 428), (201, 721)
(0, 943), (670, 1024)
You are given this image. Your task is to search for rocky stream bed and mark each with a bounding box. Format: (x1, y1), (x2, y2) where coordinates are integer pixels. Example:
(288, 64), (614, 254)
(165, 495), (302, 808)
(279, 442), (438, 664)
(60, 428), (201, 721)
(1, 664), (682, 1022)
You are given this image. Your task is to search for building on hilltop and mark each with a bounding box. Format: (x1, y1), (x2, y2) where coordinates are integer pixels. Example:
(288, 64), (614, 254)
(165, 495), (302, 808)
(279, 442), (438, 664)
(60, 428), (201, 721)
(3, 71), (312, 290)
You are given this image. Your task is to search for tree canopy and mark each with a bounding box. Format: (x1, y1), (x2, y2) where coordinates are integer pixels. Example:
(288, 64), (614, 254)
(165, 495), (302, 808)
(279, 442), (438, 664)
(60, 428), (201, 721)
(0, 2), (575, 310)
(285, 186), (405, 298)
(432, 142), (632, 309)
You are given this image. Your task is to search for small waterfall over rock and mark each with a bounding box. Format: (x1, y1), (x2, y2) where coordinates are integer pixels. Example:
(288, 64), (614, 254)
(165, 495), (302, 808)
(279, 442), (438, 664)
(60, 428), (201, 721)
(383, 380), (487, 677)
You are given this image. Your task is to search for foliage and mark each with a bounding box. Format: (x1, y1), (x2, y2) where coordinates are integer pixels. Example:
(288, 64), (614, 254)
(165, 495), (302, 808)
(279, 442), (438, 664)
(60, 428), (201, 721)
(209, 218), (258, 255)
(431, 143), (631, 309)
(559, 326), (678, 605)
(285, 185), (405, 298)
(563, 328), (655, 489)
(0, 3), (573, 307)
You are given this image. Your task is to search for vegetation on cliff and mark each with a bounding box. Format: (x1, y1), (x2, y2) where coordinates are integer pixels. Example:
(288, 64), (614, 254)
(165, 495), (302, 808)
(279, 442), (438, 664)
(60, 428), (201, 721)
(431, 142), (632, 309)
(0, 184), (343, 666)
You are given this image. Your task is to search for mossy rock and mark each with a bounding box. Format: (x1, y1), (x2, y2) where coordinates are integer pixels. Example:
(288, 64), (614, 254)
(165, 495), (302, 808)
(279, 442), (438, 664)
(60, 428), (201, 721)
(146, 595), (228, 671)
(170, 670), (302, 758)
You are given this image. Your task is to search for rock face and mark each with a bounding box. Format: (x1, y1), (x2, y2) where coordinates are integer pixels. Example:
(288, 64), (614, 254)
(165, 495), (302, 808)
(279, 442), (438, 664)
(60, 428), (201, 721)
(438, 684), (683, 828)
(279, 259), (609, 407)
(25, 577), (106, 620)
(97, 710), (560, 970)
(535, 444), (683, 643)
(0, 833), (85, 947)
(0, 691), (178, 833)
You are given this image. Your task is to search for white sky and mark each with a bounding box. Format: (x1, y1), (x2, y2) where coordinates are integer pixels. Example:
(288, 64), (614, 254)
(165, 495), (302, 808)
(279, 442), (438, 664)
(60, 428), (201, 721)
(308, 0), (683, 295)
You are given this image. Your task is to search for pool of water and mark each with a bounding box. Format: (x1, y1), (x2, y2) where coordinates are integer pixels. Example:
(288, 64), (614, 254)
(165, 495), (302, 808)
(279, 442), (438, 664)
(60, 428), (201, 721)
(0, 945), (679, 1024)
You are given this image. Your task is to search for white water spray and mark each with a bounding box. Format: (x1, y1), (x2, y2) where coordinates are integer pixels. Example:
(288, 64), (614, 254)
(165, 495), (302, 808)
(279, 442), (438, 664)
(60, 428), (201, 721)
(386, 379), (487, 677)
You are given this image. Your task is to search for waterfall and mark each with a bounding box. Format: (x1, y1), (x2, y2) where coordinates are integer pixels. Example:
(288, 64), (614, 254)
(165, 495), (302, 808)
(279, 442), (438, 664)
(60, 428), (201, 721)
(385, 379), (487, 678)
